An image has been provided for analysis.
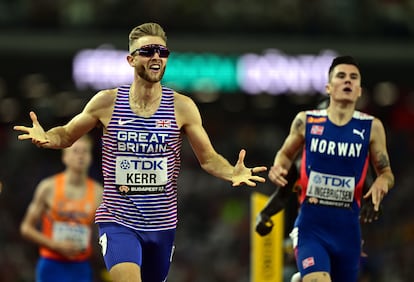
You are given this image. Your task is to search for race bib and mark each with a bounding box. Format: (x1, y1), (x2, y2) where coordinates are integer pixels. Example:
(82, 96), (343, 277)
(52, 221), (90, 249)
(306, 171), (355, 208)
(115, 156), (168, 194)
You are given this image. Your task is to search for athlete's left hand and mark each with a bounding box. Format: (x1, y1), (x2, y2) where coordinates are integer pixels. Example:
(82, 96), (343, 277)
(363, 177), (389, 212)
(360, 198), (382, 223)
(231, 149), (267, 187)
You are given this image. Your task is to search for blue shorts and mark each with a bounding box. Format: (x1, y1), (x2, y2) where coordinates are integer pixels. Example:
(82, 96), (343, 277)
(292, 224), (361, 282)
(98, 222), (175, 282)
(36, 257), (92, 282)
(291, 203), (362, 282)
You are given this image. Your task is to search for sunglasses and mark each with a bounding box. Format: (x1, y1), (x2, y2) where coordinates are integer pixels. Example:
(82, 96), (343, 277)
(130, 44), (170, 58)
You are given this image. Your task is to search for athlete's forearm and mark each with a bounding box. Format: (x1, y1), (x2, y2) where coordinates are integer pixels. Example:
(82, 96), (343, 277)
(44, 126), (75, 149)
(377, 170), (395, 191)
(201, 153), (234, 182)
(273, 150), (294, 171)
(21, 224), (55, 250)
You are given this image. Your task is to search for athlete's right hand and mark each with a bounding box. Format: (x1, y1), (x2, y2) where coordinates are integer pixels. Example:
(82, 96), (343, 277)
(13, 111), (49, 147)
(52, 240), (85, 259)
(268, 164), (289, 187)
(231, 149), (267, 187)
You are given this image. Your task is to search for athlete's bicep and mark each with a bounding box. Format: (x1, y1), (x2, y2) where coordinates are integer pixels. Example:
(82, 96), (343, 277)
(175, 94), (216, 164)
(21, 180), (51, 229)
(61, 89), (116, 143)
(369, 118), (395, 193)
(369, 118), (392, 175)
(279, 112), (306, 160)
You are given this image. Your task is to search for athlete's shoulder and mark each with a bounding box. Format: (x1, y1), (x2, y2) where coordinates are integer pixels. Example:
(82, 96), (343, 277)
(173, 91), (197, 108)
(289, 111), (307, 135)
(34, 174), (60, 199)
(97, 87), (118, 98)
(87, 88), (118, 112)
(370, 117), (386, 137)
(294, 111), (307, 122)
(90, 87), (117, 103)
(352, 110), (374, 120)
(305, 109), (327, 117)
(173, 91), (201, 128)
(38, 173), (61, 187)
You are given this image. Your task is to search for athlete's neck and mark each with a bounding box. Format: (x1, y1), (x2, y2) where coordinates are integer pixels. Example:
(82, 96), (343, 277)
(326, 103), (355, 126)
(64, 170), (87, 187)
(130, 83), (162, 108)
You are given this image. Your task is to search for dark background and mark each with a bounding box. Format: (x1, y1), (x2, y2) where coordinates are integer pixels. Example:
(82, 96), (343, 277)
(0, 1), (413, 281)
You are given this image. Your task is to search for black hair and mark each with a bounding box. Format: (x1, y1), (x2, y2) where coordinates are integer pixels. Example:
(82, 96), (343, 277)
(328, 56), (360, 76)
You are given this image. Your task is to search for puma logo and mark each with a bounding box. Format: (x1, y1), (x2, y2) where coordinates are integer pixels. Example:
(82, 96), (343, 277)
(353, 128), (365, 140)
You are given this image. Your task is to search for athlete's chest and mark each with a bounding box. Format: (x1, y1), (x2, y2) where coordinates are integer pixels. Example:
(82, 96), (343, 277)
(48, 186), (93, 221)
(306, 118), (370, 159)
(130, 103), (160, 118)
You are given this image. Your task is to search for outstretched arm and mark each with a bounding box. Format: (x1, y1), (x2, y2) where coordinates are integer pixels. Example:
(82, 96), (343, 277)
(13, 89), (115, 149)
(175, 93), (267, 187)
(364, 118), (395, 211)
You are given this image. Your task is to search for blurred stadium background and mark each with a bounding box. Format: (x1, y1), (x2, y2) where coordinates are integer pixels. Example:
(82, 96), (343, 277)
(0, 0), (413, 281)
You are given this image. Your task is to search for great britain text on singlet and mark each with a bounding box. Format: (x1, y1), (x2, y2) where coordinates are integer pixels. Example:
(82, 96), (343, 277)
(117, 131), (169, 153)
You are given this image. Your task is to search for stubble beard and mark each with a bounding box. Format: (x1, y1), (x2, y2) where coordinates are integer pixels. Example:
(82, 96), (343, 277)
(138, 65), (166, 83)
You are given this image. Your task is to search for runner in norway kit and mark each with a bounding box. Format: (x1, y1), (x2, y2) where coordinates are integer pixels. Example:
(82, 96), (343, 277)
(268, 56), (394, 282)
(291, 108), (372, 281)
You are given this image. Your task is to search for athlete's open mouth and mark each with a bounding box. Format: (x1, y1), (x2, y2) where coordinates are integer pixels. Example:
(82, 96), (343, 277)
(149, 64), (161, 71)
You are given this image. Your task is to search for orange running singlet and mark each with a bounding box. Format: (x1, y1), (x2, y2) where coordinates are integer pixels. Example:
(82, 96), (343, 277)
(40, 173), (96, 261)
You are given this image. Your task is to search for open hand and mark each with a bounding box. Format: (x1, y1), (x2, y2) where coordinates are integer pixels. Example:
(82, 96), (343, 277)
(13, 111), (49, 147)
(231, 149), (267, 187)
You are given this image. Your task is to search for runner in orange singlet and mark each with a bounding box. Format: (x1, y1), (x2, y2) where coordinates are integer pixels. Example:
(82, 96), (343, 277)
(20, 135), (103, 282)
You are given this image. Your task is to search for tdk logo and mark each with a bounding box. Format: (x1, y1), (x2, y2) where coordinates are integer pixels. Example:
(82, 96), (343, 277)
(313, 175), (352, 188)
(129, 159), (164, 170)
(118, 159), (165, 171)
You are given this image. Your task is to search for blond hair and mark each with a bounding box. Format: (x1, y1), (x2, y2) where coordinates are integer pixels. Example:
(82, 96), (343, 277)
(128, 22), (167, 49)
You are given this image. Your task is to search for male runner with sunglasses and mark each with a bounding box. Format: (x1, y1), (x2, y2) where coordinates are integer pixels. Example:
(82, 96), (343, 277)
(14, 22), (267, 282)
